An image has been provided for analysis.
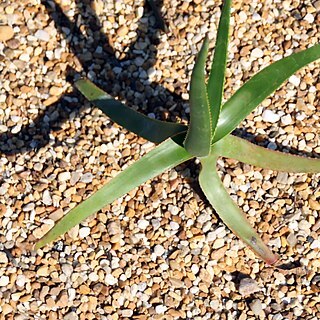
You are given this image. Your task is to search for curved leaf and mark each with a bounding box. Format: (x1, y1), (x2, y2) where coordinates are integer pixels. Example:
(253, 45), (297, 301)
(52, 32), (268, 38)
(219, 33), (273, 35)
(199, 153), (278, 265)
(184, 37), (211, 157)
(215, 134), (320, 173)
(207, 0), (232, 138)
(214, 44), (320, 142)
(75, 79), (187, 143)
(36, 138), (193, 249)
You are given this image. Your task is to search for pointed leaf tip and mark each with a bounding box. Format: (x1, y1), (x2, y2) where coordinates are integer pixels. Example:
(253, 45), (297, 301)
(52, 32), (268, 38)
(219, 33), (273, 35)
(184, 37), (212, 157)
(207, 0), (232, 139)
(199, 153), (279, 264)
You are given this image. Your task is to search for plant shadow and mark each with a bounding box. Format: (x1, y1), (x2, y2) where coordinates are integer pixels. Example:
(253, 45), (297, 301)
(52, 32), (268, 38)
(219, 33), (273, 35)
(0, 0), (318, 165)
(0, 0), (185, 156)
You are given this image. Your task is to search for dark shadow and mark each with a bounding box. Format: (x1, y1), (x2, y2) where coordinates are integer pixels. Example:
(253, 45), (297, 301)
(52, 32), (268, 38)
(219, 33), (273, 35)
(0, 0), (185, 155)
(0, 0), (318, 165)
(275, 260), (302, 270)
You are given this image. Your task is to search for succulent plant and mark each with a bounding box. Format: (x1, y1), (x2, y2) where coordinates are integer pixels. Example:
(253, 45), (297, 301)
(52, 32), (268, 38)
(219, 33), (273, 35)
(36, 0), (320, 264)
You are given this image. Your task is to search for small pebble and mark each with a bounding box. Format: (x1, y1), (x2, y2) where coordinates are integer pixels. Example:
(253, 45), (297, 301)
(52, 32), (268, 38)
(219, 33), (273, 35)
(15, 275), (26, 288)
(251, 48), (264, 58)
(58, 172), (71, 182)
(121, 309), (133, 317)
(280, 114), (292, 125)
(34, 30), (50, 42)
(0, 276), (9, 287)
(239, 278), (261, 296)
(154, 244), (165, 256)
(304, 13), (314, 23)
(250, 299), (263, 315)
(137, 219), (149, 229)
(0, 252), (8, 264)
(105, 274), (117, 285)
(288, 75), (300, 86)
(0, 26), (14, 41)
(79, 227), (91, 238)
(262, 110), (280, 123)
(80, 172), (93, 183)
(155, 305), (167, 314)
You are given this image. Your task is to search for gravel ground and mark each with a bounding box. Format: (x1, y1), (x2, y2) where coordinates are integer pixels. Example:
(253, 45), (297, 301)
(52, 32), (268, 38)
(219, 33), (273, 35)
(0, 0), (320, 319)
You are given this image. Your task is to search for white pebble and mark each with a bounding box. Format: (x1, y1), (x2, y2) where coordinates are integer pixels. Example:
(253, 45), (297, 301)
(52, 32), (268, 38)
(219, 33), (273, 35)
(310, 240), (320, 249)
(197, 213), (211, 224)
(35, 30), (50, 42)
(155, 305), (167, 314)
(58, 171), (71, 182)
(153, 244), (165, 256)
(151, 219), (161, 229)
(42, 190), (52, 206)
(206, 231), (217, 242)
(168, 205), (179, 215)
(298, 220), (311, 231)
(304, 13), (314, 23)
(105, 274), (117, 285)
(191, 264), (199, 274)
(251, 48), (264, 58)
(250, 299), (263, 315)
(170, 221), (180, 230)
(15, 275), (26, 287)
(281, 114), (292, 126)
(0, 94), (6, 103)
(121, 309), (133, 317)
(0, 276), (9, 287)
(212, 238), (225, 249)
(262, 109), (280, 123)
(273, 314), (283, 320)
(288, 75), (300, 86)
(100, 144), (109, 154)
(19, 53), (30, 62)
(79, 227), (91, 238)
(137, 219), (149, 230)
(0, 252), (8, 264)
(89, 272), (99, 282)
(62, 264), (73, 277)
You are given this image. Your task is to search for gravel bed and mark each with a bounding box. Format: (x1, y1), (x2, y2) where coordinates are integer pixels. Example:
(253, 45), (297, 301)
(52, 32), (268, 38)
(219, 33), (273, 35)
(0, 0), (320, 319)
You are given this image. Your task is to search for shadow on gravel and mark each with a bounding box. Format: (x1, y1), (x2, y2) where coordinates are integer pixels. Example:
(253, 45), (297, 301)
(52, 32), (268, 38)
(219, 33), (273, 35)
(0, 0), (185, 155)
(0, 1), (318, 167)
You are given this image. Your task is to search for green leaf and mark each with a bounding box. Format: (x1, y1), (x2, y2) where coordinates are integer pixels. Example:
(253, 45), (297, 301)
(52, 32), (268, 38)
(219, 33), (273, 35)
(35, 138), (193, 249)
(207, 0), (232, 138)
(214, 44), (320, 142)
(184, 37), (212, 157)
(75, 79), (187, 144)
(199, 154), (279, 265)
(215, 134), (320, 173)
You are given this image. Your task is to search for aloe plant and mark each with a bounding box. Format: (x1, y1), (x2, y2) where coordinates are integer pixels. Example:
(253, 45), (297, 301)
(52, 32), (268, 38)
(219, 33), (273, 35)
(36, 0), (320, 265)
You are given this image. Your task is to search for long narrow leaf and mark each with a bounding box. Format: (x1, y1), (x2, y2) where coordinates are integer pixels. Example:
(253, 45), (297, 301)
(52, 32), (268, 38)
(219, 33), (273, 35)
(36, 138), (193, 249)
(199, 154), (278, 265)
(184, 37), (212, 157)
(215, 134), (320, 173)
(207, 0), (232, 137)
(75, 79), (187, 143)
(214, 44), (320, 142)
